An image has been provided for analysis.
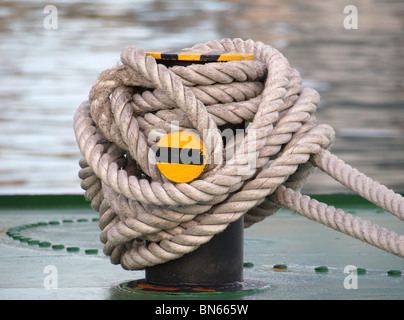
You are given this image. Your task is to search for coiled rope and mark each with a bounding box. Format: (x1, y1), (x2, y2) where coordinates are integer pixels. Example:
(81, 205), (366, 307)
(74, 38), (404, 270)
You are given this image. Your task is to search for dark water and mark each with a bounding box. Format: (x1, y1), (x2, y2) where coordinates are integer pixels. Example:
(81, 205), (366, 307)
(0, 0), (403, 194)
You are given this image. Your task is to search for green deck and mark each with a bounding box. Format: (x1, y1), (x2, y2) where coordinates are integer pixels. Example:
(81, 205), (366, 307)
(1, 194), (403, 300)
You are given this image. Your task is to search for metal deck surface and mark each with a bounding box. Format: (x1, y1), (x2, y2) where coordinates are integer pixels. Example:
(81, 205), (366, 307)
(1, 194), (403, 300)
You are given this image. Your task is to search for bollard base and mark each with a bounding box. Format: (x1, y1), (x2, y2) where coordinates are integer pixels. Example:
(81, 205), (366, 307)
(118, 278), (271, 296)
(118, 217), (270, 296)
(145, 218), (245, 287)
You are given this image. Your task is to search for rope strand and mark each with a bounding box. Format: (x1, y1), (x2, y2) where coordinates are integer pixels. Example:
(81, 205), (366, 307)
(312, 149), (404, 221)
(272, 185), (404, 257)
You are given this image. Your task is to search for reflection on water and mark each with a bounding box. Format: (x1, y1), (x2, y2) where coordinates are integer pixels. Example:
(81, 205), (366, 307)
(0, 0), (403, 194)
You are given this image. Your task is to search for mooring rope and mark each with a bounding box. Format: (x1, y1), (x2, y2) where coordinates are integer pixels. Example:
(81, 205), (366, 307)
(74, 38), (404, 270)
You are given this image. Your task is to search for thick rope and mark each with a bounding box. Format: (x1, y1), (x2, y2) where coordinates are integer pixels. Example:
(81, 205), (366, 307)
(272, 186), (404, 257)
(74, 38), (404, 270)
(312, 149), (404, 221)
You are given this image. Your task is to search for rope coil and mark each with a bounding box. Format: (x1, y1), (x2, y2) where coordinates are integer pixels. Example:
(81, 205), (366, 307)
(74, 38), (404, 270)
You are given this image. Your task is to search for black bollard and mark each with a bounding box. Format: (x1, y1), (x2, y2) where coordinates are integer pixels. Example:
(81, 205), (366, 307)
(145, 216), (244, 289)
(118, 50), (269, 295)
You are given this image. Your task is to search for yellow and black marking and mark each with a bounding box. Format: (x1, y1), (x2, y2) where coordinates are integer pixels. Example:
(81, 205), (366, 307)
(155, 131), (208, 183)
(146, 49), (254, 63)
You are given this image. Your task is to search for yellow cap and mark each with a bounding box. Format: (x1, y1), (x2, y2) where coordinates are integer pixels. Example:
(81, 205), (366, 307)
(146, 49), (253, 62)
(155, 131), (208, 183)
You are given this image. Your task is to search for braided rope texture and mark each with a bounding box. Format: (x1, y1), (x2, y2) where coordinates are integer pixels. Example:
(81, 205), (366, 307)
(74, 38), (403, 270)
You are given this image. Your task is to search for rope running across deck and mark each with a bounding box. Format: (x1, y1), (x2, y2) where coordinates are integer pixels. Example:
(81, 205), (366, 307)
(74, 38), (404, 270)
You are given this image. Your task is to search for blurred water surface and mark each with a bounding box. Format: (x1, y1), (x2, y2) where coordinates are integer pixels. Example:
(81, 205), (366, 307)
(0, 0), (403, 194)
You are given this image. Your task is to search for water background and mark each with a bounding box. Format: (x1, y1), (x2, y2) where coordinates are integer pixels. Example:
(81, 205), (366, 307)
(1, 0), (403, 195)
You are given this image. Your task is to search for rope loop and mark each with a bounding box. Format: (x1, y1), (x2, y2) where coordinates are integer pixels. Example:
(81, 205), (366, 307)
(74, 38), (404, 270)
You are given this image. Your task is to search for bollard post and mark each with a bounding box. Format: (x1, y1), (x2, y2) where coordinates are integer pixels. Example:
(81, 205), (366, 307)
(145, 216), (244, 290)
(117, 50), (269, 295)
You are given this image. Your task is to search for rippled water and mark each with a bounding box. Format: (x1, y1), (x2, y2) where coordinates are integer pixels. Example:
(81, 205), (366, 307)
(1, 0), (403, 194)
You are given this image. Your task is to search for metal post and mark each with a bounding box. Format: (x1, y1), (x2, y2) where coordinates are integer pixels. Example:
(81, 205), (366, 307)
(145, 216), (244, 290)
(117, 50), (269, 295)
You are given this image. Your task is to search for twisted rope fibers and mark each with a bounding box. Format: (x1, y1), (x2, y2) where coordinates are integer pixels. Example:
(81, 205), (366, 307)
(74, 38), (404, 270)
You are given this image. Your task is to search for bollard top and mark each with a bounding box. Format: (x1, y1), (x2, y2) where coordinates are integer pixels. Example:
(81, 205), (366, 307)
(146, 49), (254, 63)
(155, 131), (208, 183)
